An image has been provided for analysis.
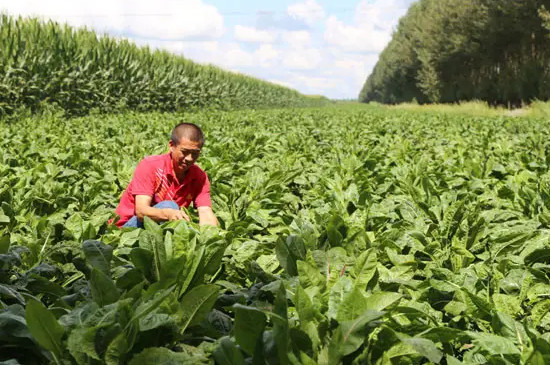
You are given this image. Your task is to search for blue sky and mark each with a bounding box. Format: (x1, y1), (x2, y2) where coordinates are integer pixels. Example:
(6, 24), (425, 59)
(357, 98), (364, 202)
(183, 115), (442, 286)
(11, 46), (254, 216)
(0, 0), (416, 99)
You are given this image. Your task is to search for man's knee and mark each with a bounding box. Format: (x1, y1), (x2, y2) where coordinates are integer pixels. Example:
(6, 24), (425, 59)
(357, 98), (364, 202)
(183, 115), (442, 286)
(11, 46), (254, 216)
(153, 200), (179, 210)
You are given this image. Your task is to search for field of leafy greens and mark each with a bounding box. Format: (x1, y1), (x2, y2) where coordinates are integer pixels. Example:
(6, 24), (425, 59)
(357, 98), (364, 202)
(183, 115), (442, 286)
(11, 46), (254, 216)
(1, 105), (550, 364)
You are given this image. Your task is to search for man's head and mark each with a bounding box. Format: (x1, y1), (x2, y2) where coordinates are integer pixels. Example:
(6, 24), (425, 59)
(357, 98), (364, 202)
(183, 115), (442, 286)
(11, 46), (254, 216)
(169, 123), (204, 177)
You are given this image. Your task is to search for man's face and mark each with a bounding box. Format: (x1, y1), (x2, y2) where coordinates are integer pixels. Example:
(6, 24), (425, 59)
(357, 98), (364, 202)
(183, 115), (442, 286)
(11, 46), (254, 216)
(169, 138), (201, 176)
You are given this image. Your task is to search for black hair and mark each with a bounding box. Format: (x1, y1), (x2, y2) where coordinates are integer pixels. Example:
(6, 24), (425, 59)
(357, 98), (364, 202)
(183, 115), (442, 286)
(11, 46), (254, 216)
(170, 122), (204, 147)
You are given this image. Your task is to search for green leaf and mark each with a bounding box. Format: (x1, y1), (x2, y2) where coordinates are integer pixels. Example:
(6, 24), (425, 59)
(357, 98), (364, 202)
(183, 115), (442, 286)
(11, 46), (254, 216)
(296, 259), (324, 289)
(90, 268), (120, 307)
(129, 286), (175, 330)
(232, 304), (267, 356)
(143, 216), (163, 237)
(178, 284), (219, 334)
(0, 233), (9, 254)
(276, 237), (297, 276)
(130, 247), (154, 282)
(213, 337), (244, 365)
(401, 337), (443, 363)
(25, 299), (64, 358)
(178, 246), (204, 296)
(139, 313), (173, 332)
(328, 277), (353, 320)
(525, 248), (550, 265)
(328, 310), (385, 363)
(352, 248), (377, 289)
(67, 327), (101, 364)
(327, 224), (343, 246)
(105, 324), (138, 365)
(466, 331), (521, 355)
(364, 291), (402, 312)
(293, 285), (316, 323)
(272, 281), (289, 365)
(66, 213), (85, 240)
(129, 347), (199, 365)
(83, 240), (113, 276)
(120, 229), (141, 247)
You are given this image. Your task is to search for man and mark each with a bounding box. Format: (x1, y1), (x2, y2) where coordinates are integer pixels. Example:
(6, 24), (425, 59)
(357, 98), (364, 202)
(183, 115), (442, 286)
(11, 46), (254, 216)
(114, 122), (218, 227)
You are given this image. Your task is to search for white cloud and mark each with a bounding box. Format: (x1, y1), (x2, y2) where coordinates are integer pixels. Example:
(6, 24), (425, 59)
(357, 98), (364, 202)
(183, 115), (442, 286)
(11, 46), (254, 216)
(287, 0), (325, 26)
(324, 16), (390, 53)
(0, 0), (224, 40)
(324, 0), (410, 53)
(282, 48), (322, 70)
(354, 0), (410, 32)
(282, 30), (311, 48)
(294, 75), (340, 93)
(234, 25), (277, 43)
(255, 44), (279, 68)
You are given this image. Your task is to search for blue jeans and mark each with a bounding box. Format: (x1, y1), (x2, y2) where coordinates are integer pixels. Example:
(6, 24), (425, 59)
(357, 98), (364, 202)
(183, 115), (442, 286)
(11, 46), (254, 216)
(123, 200), (179, 228)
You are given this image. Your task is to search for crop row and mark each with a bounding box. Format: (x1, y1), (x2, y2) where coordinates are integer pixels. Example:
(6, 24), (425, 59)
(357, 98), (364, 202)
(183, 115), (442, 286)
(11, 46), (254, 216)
(0, 15), (329, 117)
(1, 106), (550, 363)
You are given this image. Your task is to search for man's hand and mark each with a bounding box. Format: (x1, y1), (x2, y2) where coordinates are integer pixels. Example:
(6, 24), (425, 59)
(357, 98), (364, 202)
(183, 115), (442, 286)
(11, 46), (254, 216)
(197, 206), (218, 226)
(135, 195), (190, 222)
(163, 208), (190, 221)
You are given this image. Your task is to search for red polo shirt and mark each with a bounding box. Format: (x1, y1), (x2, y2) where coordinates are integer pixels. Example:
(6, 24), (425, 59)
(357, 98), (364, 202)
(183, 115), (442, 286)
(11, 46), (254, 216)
(114, 153), (212, 227)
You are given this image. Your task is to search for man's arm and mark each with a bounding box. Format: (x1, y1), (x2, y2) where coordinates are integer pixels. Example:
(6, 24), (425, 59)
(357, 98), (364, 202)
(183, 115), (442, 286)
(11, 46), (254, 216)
(135, 195), (189, 222)
(197, 206), (218, 226)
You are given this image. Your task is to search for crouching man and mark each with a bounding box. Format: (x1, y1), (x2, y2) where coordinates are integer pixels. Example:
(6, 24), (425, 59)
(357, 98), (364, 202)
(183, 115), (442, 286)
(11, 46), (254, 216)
(114, 122), (218, 228)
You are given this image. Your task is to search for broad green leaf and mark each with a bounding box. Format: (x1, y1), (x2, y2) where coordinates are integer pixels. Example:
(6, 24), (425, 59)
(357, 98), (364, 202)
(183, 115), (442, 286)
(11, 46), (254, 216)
(120, 229), (141, 247)
(0, 233), (9, 254)
(337, 287), (369, 322)
(213, 337), (244, 365)
(272, 281), (289, 365)
(25, 299), (64, 358)
(401, 337), (443, 363)
(130, 247), (154, 282)
(276, 237), (297, 276)
(66, 213), (85, 240)
(232, 304), (267, 356)
(139, 313), (174, 332)
(352, 248), (377, 289)
(67, 326), (101, 364)
(178, 284), (219, 334)
(132, 286), (175, 322)
(364, 292), (402, 312)
(129, 347), (200, 365)
(90, 268), (120, 307)
(296, 259), (324, 289)
(327, 277), (353, 320)
(294, 285), (316, 324)
(83, 240), (113, 276)
(492, 294), (523, 316)
(328, 310), (385, 363)
(105, 324), (138, 365)
(466, 331), (521, 355)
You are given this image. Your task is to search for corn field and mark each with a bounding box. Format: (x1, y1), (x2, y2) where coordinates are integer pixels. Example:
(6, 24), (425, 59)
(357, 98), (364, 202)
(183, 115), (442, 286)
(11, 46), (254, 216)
(0, 14), (329, 117)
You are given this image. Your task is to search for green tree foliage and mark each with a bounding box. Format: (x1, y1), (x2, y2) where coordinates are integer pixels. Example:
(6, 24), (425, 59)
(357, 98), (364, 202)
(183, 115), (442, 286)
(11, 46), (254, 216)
(360, 0), (550, 106)
(0, 14), (329, 117)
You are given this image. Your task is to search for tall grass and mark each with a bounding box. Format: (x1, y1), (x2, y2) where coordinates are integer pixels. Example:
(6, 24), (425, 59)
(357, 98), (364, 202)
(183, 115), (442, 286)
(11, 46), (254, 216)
(388, 100), (506, 117)
(0, 14), (329, 117)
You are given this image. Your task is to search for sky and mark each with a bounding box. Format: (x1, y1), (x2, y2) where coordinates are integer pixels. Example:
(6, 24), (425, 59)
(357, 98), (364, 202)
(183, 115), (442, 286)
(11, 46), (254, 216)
(0, 0), (416, 99)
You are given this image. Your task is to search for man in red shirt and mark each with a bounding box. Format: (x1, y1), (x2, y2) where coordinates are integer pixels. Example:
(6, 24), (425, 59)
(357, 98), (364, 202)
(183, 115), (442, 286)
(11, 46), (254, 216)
(114, 122), (218, 228)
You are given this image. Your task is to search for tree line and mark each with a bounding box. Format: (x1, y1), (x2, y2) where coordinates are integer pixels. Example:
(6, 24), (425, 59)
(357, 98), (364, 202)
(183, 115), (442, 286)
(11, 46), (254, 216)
(359, 0), (550, 106)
